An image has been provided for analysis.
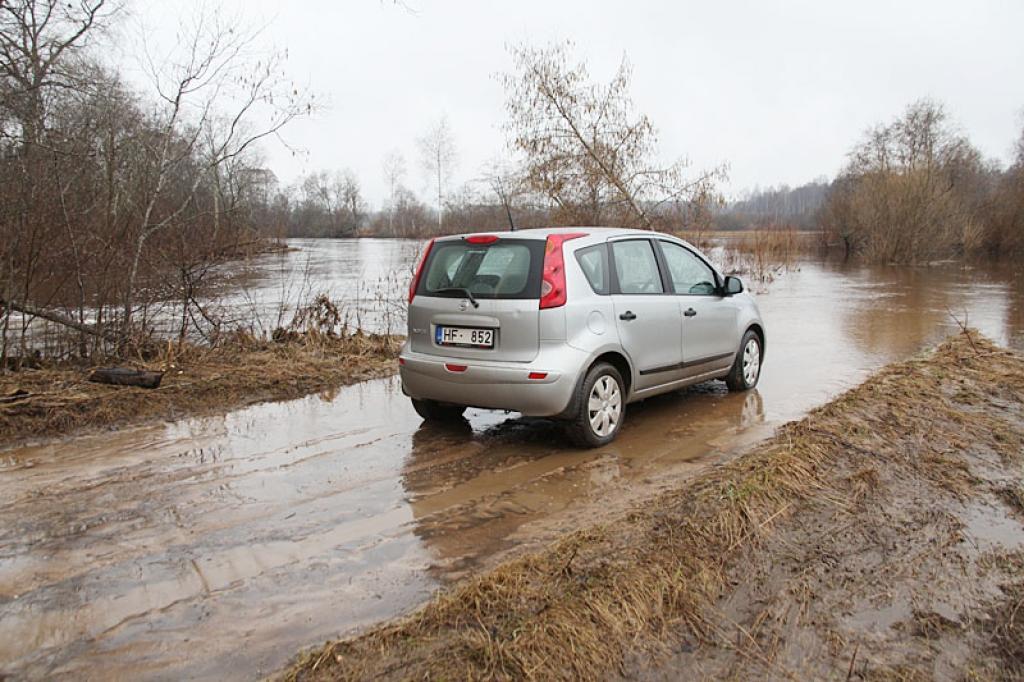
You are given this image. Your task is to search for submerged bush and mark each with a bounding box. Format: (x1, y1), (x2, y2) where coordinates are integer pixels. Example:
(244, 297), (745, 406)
(820, 99), (989, 263)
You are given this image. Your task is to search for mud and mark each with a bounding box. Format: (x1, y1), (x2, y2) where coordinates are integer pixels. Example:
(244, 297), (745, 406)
(633, 345), (1024, 681)
(0, 378), (770, 680)
(2, 248), (1024, 680)
(282, 333), (1024, 682)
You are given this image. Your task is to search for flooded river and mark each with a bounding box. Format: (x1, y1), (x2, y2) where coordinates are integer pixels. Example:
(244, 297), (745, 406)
(1, 240), (1023, 680)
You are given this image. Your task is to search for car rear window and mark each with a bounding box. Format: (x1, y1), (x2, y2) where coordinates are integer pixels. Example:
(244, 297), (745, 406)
(419, 238), (545, 299)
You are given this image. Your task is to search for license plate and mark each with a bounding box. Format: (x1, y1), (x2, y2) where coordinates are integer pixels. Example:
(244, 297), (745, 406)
(435, 326), (494, 348)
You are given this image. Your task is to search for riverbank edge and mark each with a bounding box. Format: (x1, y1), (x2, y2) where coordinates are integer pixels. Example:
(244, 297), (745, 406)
(0, 333), (401, 449)
(279, 330), (1024, 681)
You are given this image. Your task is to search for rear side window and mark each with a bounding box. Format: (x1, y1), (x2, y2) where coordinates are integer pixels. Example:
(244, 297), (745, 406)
(610, 240), (664, 294)
(419, 239), (544, 299)
(575, 244), (609, 295)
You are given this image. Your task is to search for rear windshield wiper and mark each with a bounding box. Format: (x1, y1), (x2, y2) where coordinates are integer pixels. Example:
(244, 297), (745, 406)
(433, 287), (480, 308)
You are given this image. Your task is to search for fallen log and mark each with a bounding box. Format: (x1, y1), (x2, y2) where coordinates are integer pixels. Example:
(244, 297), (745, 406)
(1, 389), (30, 404)
(88, 368), (164, 389)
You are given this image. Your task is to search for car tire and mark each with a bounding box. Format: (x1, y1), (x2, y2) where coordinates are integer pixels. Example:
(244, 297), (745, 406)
(725, 329), (762, 391)
(411, 398), (466, 421)
(564, 362), (626, 448)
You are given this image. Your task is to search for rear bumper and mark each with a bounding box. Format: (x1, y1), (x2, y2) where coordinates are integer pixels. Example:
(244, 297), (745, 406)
(398, 344), (584, 417)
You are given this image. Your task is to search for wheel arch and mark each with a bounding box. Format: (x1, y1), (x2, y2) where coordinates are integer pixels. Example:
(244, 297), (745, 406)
(591, 350), (633, 397)
(746, 322), (766, 360)
(557, 349), (634, 419)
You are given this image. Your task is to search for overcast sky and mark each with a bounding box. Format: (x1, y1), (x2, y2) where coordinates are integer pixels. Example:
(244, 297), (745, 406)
(133, 0), (1024, 207)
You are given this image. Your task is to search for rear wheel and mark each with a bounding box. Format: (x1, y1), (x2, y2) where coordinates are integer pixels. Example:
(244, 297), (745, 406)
(565, 362), (625, 448)
(411, 398), (466, 421)
(725, 329), (762, 391)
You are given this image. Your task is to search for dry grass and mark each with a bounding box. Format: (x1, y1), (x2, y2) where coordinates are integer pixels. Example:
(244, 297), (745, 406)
(0, 331), (400, 446)
(999, 485), (1024, 516)
(985, 582), (1024, 680)
(279, 330), (1024, 681)
(680, 226), (815, 289)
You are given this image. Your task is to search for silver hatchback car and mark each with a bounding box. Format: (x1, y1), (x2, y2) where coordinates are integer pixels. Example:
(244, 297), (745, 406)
(399, 227), (765, 447)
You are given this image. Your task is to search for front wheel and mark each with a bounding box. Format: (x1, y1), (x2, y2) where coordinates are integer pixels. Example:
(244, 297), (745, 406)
(725, 329), (762, 391)
(564, 362), (625, 448)
(411, 398), (466, 421)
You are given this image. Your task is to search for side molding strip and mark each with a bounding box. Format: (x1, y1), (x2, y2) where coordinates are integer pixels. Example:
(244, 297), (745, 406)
(639, 351), (734, 376)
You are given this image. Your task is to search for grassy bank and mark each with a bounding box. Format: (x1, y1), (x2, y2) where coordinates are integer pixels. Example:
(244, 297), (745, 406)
(281, 331), (1024, 681)
(0, 332), (400, 447)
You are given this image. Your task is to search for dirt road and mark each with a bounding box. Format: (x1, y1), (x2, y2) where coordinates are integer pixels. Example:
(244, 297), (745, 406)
(0, 375), (773, 679)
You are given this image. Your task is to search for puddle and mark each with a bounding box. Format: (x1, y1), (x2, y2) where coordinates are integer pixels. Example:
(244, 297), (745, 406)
(2, 250), (1024, 679)
(960, 499), (1024, 554)
(847, 595), (913, 632)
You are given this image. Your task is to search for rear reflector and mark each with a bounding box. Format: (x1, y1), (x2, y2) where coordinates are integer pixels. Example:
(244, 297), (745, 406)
(465, 234), (499, 244)
(528, 372), (547, 380)
(398, 357), (406, 366)
(444, 363), (468, 372)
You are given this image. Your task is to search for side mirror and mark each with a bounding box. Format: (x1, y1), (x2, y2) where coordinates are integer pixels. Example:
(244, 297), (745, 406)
(723, 275), (744, 296)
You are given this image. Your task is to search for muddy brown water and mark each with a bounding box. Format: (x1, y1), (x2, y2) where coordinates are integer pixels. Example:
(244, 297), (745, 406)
(2, 244), (1023, 680)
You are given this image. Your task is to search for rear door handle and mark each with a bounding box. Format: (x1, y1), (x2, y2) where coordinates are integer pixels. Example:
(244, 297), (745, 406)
(683, 308), (697, 317)
(619, 311), (637, 321)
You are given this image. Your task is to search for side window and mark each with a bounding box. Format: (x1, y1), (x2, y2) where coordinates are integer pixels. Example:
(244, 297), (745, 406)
(660, 241), (717, 295)
(574, 244), (609, 295)
(611, 240), (664, 294)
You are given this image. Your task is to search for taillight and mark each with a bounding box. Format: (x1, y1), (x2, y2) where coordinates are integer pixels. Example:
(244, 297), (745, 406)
(408, 238), (435, 303)
(539, 232), (588, 309)
(465, 234), (499, 244)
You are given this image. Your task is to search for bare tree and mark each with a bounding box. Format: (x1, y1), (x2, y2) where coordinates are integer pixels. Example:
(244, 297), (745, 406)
(382, 148), (406, 237)
(121, 7), (311, 331)
(339, 169), (364, 233)
(480, 158), (527, 230)
(0, 0), (114, 146)
(500, 41), (724, 230)
(417, 115), (457, 230)
(295, 169), (363, 236)
(0, 0), (116, 364)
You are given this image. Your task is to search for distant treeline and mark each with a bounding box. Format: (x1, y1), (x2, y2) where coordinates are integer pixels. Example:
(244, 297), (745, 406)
(249, 169), (558, 239)
(713, 181), (830, 231)
(254, 173), (824, 239)
(252, 173), (831, 238)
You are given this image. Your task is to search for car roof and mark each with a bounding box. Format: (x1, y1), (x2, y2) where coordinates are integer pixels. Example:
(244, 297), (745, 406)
(435, 226), (663, 241)
(430, 226), (720, 276)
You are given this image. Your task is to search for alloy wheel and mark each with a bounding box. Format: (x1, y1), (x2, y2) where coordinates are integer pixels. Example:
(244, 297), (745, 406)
(587, 375), (622, 437)
(742, 338), (761, 386)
